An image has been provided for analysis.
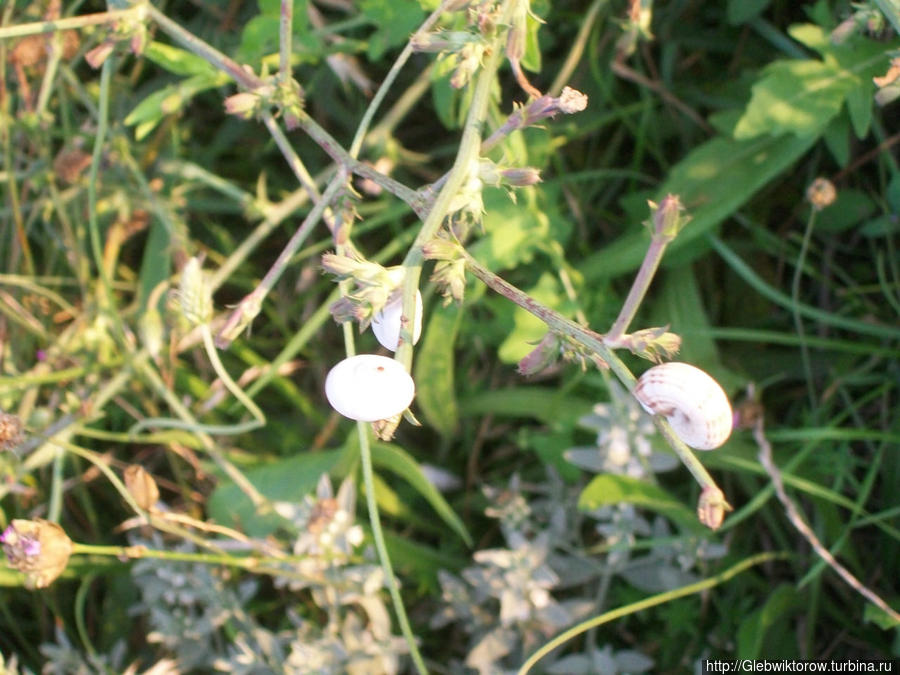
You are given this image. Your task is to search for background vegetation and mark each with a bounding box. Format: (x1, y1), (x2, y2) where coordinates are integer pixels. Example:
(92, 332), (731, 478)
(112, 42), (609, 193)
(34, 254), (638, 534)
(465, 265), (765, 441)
(0, 0), (898, 672)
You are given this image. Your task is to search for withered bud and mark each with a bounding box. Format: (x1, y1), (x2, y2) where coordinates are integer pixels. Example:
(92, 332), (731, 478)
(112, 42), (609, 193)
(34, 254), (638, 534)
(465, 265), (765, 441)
(0, 413), (24, 451)
(806, 178), (836, 211)
(124, 465), (160, 511)
(647, 194), (688, 239)
(518, 333), (561, 376)
(224, 91), (261, 120)
(697, 486), (731, 531)
(557, 86), (588, 114)
(499, 167), (541, 187)
(1, 519), (73, 589)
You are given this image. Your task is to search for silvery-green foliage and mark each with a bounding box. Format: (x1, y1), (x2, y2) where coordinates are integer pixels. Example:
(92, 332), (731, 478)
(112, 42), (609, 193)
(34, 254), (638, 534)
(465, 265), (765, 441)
(120, 475), (405, 673)
(40, 626), (127, 674)
(566, 382), (677, 478)
(130, 537), (270, 671)
(545, 645), (655, 674)
(434, 382), (730, 672)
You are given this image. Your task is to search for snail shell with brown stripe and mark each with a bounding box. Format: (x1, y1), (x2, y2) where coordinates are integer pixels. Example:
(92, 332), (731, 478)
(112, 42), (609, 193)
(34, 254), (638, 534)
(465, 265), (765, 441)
(634, 362), (733, 450)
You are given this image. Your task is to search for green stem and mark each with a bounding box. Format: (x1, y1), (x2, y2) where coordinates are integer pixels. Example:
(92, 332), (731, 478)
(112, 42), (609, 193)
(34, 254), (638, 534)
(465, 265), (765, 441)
(0, 7), (138, 40)
(358, 426), (428, 675)
(201, 324), (265, 428)
(791, 210), (818, 411)
(215, 176), (345, 348)
(517, 552), (790, 674)
(394, 16), (510, 372)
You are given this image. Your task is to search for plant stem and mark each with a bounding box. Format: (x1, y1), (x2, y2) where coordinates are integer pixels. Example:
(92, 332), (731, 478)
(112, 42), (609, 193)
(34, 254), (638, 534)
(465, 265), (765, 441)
(216, 176), (345, 348)
(0, 8), (138, 40)
(459, 247), (725, 499)
(605, 232), (672, 344)
(279, 0), (293, 85)
(394, 14), (509, 372)
(358, 425), (428, 675)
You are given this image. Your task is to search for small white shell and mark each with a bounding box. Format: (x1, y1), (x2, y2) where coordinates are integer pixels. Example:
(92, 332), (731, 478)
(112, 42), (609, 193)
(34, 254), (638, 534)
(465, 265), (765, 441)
(325, 354), (415, 422)
(371, 290), (423, 352)
(633, 362), (733, 450)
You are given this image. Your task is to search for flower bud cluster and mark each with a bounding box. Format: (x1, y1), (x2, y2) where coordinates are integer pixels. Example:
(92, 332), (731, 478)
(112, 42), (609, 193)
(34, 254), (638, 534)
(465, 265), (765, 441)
(322, 252), (405, 330)
(422, 237), (468, 305)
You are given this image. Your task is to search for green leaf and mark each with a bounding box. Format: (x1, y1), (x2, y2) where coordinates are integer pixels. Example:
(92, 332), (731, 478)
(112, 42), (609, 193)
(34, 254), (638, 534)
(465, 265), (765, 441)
(497, 272), (572, 364)
(125, 73), (227, 141)
(361, 0), (424, 60)
(474, 189), (551, 271)
(649, 265), (719, 368)
(734, 25), (891, 140)
(138, 221), (171, 311)
(457, 387), (592, 425)
(577, 474), (704, 533)
(414, 302), (461, 437)
(822, 112), (850, 167)
(371, 441), (472, 547)
(737, 584), (801, 658)
(727, 0), (771, 24)
(144, 41), (217, 77)
(580, 128), (818, 280)
(864, 602), (900, 629)
(207, 450), (342, 537)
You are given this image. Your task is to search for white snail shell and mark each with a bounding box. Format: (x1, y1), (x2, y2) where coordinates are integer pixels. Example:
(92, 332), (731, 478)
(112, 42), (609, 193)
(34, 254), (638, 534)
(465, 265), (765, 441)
(371, 290), (423, 352)
(633, 362), (733, 450)
(325, 355), (415, 422)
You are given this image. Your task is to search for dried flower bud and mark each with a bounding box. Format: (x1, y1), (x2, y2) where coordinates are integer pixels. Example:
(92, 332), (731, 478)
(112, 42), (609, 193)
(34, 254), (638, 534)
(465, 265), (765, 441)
(499, 167), (541, 187)
(616, 326), (682, 362)
(806, 177), (836, 211)
(124, 465), (160, 511)
(1, 519), (73, 589)
(557, 86), (588, 114)
(450, 42), (484, 89)
(0, 412), (24, 451)
(697, 486), (731, 531)
(224, 91), (261, 119)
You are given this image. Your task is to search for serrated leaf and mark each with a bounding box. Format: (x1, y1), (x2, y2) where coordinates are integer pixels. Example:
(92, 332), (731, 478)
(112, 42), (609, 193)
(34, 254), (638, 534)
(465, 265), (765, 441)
(577, 474), (704, 532)
(414, 302), (461, 437)
(371, 442), (472, 547)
